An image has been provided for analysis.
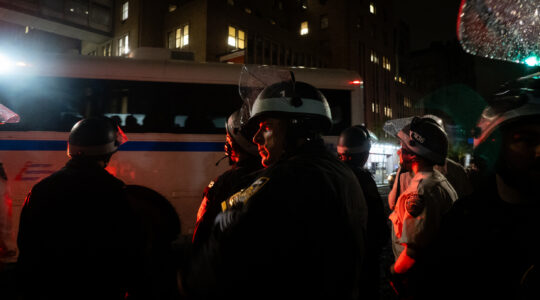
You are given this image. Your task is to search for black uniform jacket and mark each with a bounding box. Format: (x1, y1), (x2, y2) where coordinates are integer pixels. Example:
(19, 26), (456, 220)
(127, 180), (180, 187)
(17, 159), (142, 300)
(417, 174), (540, 299)
(185, 139), (368, 300)
(192, 156), (262, 252)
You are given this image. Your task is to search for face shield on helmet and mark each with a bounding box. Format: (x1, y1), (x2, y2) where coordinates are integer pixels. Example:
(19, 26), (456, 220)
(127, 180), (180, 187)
(67, 117), (128, 158)
(239, 65), (332, 136)
(383, 114), (445, 138)
(396, 116), (449, 165)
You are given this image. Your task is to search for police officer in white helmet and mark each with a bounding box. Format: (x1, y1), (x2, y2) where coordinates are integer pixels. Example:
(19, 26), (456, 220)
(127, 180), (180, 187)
(430, 73), (540, 299)
(184, 73), (367, 300)
(387, 116), (458, 298)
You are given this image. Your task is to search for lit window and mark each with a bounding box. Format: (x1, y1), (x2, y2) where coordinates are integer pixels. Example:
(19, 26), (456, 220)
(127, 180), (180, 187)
(404, 97), (411, 108)
(300, 21), (309, 35)
(372, 102), (379, 113)
(182, 25), (189, 47)
(384, 106), (392, 117)
(228, 26), (245, 49)
(370, 50), (379, 64)
(118, 34), (129, 56)
(103, 43), (111, 56)
(369, 3), (376, 14)
(168, 25), (189, 49)
(122, 2), (129, 21)
(382, 56), (391, 70)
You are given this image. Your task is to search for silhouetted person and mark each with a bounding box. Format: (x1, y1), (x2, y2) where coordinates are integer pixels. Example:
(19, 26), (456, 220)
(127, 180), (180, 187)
(191, 109), (262, 253)
(16, 117), (144, 300)
(124, 185), (182, 300)
(125, 114), (141, 132)
(184, 112), (215, 133)
(428, 73), (540, 299)
(337, 124), (390, 300)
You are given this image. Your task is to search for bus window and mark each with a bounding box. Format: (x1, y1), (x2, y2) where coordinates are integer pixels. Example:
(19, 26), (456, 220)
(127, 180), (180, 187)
(0, 77), (243, 134)
(0, 76), (86, 132)
(320, 88), (352, 135)
(0, 75), (350, 135)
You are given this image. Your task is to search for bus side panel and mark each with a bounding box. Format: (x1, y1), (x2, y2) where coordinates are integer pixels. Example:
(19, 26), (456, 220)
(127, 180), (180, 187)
(110, 150), (229, 236)
(0, 133), (231, 250)
(0, 149), (67, 255)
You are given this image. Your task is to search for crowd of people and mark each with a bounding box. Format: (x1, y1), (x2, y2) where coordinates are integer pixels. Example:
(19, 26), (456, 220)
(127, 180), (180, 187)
(0, 67), (538, 300)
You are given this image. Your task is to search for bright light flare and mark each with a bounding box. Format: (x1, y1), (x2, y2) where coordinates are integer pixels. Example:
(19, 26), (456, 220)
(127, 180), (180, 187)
(0, 54), (14, 73)
(0, 53), (30, 74)
(349, 80), (363, 85)
(524, 55), (539, 67)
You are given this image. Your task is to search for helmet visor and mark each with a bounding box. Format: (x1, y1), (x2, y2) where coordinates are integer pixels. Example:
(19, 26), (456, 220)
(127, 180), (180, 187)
(238, 64), (294, 124)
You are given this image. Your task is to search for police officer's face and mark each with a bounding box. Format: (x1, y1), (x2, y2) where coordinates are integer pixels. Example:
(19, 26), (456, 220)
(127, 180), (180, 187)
(253, 118), (287, 167)
(398, 143), (415, 172)
(500, 121), (540, 199)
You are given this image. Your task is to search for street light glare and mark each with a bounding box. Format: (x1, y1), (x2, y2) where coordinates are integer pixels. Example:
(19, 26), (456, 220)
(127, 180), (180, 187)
(524, 55), (539, 67)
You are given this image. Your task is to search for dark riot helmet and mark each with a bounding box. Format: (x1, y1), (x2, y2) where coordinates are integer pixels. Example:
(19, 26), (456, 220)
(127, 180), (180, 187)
(246, 80), (332, 136)
(397, 116), (449, 165)
(68, 116), (128, 158)
(337, 125), (372, 156)
(225, 108), (259, 157)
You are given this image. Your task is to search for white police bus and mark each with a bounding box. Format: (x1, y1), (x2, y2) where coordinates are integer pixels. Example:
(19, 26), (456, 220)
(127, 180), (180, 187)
(0, 49), (363, 242)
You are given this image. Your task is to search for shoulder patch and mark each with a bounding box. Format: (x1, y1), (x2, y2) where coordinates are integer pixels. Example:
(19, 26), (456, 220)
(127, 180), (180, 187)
(221, 177), (270, 212)
(404, 192), (424, 217)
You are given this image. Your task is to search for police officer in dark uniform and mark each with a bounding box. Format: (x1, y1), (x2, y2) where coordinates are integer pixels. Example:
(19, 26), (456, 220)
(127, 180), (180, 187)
(16, 117), (144, 300)
(192, 108), (262, 252)
(337, 124), (390, 299)
(184, 78), (368, 300)
(430, 73), (540, 299)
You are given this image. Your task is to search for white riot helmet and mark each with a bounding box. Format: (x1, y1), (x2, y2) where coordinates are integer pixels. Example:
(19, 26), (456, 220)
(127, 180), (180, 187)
(246, 80), (332, 135)
(473, 72), (540, 148)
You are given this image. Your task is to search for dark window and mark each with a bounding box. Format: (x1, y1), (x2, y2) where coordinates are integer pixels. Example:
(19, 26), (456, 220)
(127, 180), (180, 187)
(0, 77), (241, 134)
(42, 0), (64, 11)
(90, 3), (111, 26)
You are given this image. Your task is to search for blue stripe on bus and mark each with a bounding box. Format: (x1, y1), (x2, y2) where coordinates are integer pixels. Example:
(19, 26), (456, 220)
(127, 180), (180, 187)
(0, 140), (224, 152)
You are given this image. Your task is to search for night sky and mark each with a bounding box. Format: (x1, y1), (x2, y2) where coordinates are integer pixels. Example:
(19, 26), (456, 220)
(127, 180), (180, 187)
(393, 0), (462, 51)
(393, 0), (528, 100)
